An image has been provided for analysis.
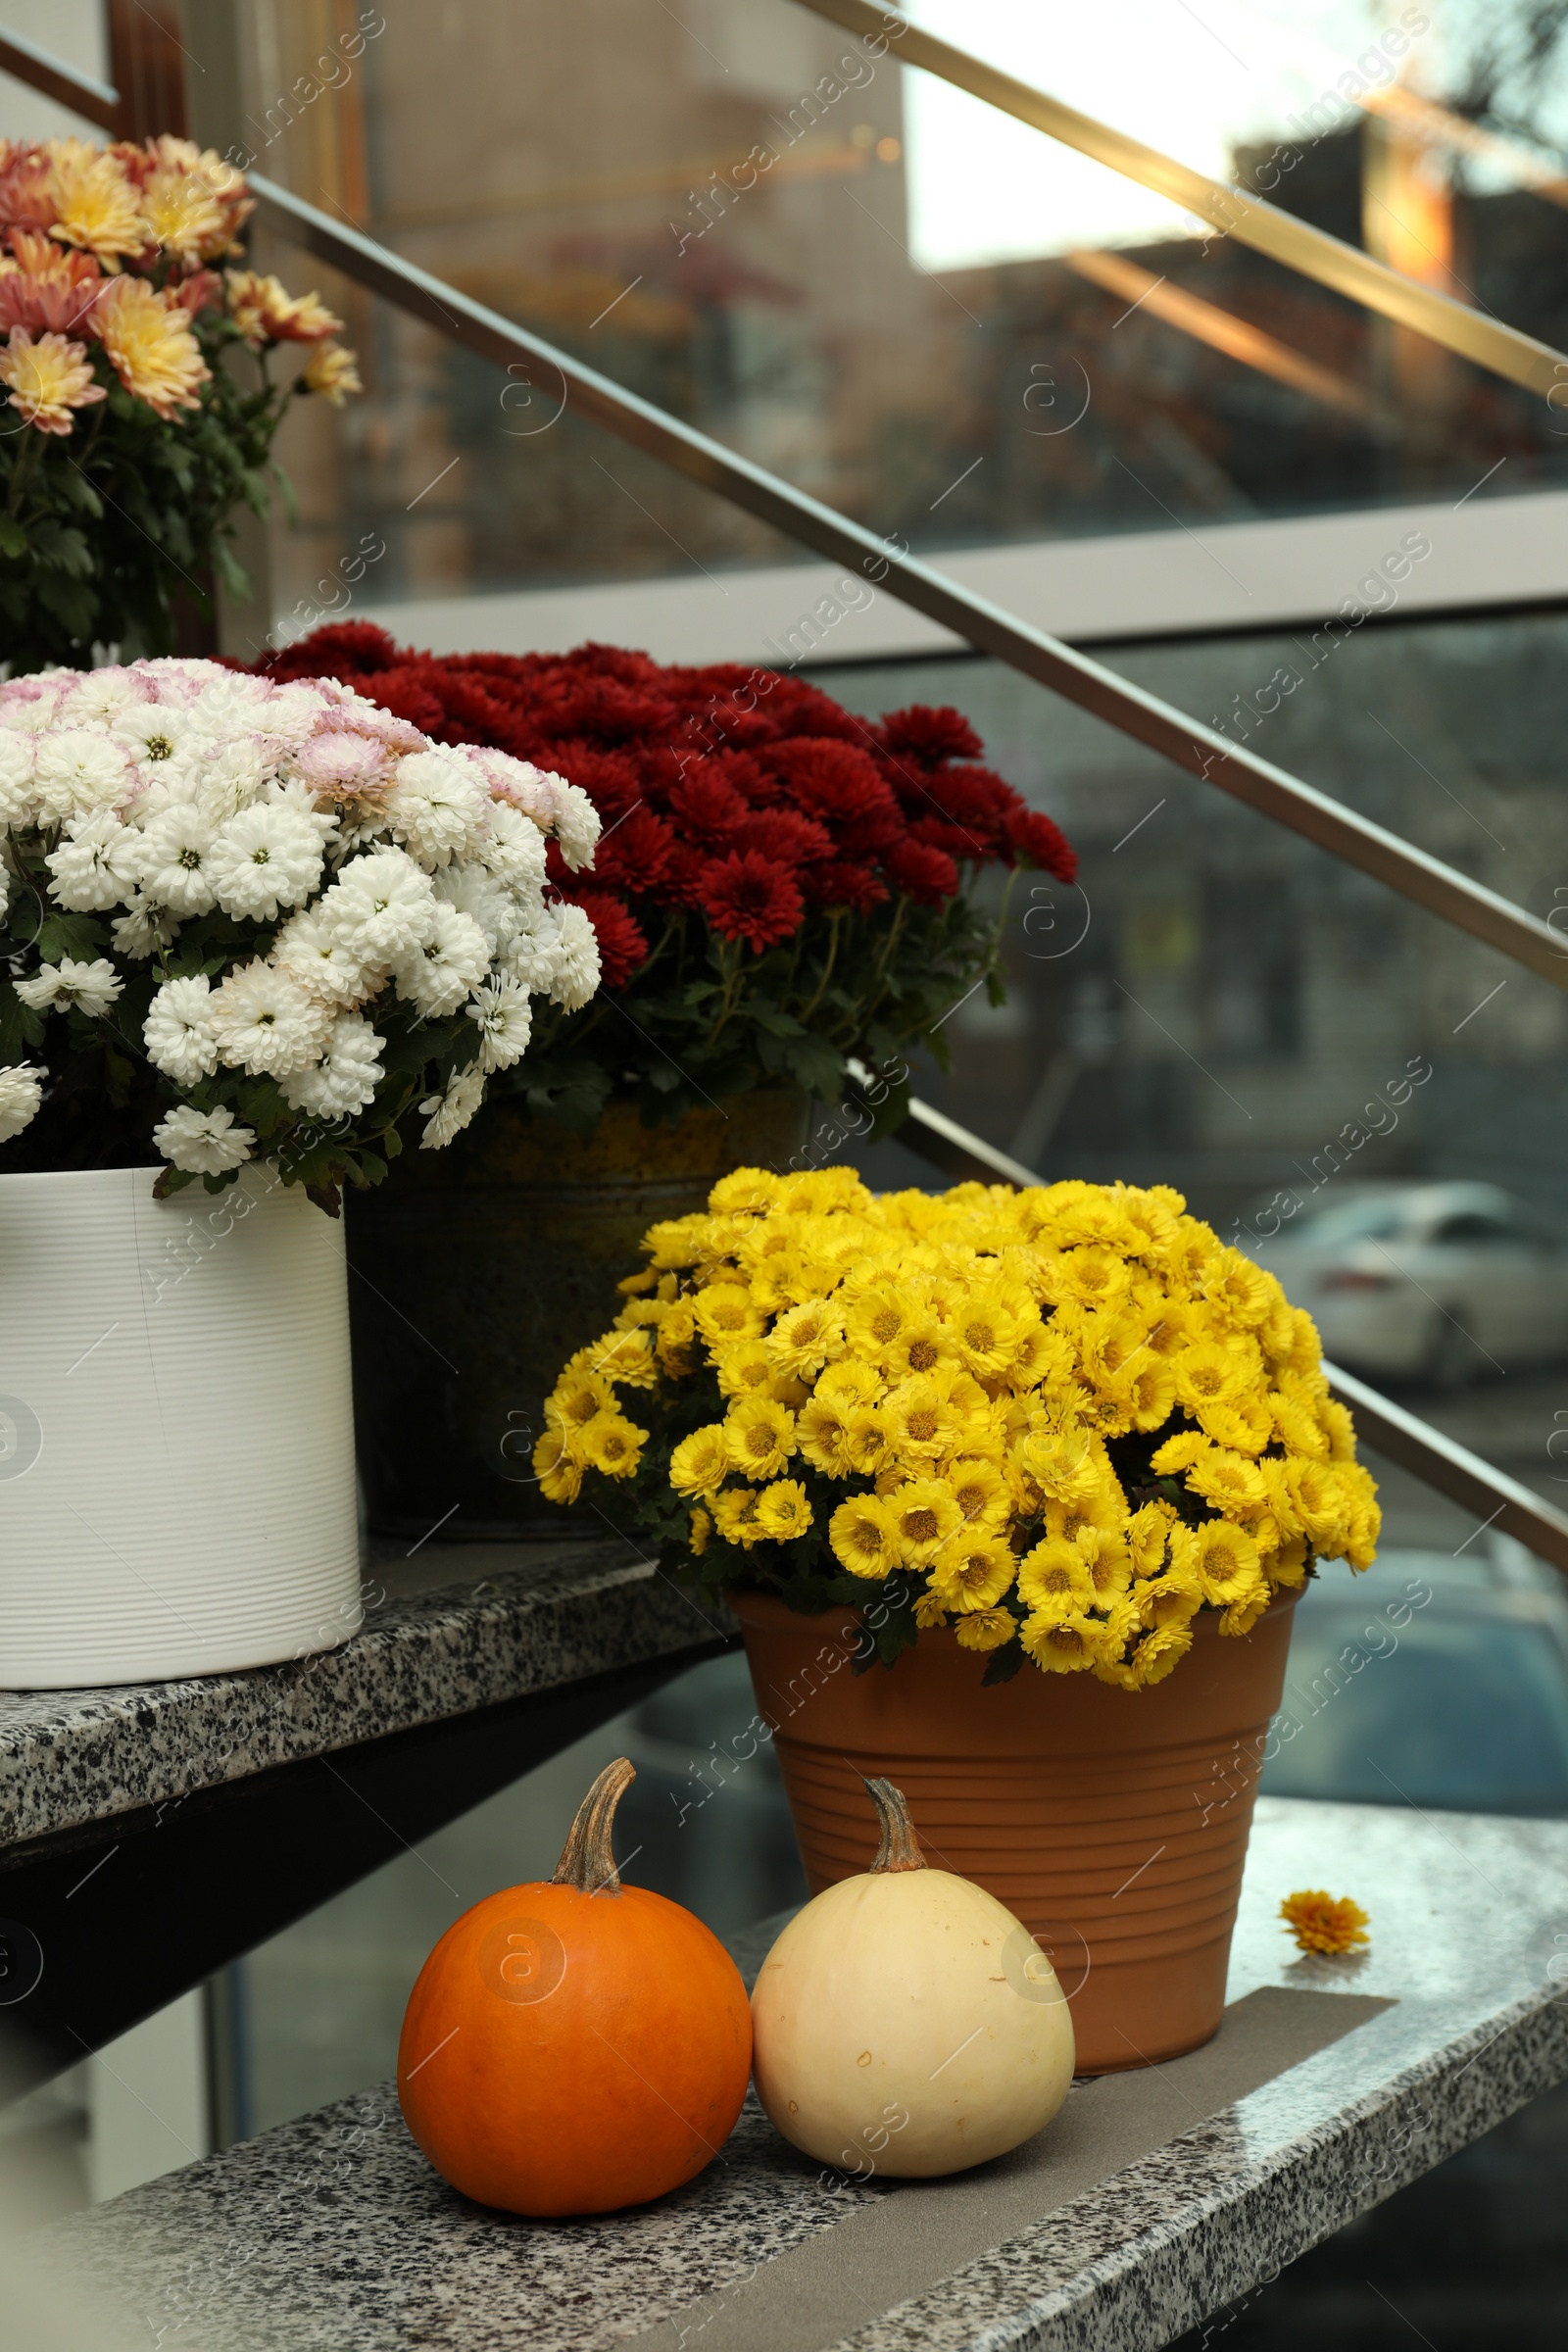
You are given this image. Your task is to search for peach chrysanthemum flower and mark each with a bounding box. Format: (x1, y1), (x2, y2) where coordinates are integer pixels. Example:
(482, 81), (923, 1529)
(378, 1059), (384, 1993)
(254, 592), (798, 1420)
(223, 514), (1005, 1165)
(0, 327), (107, 435)
(45, 139), (145, 270)
(225, 269), (341, 349)
(0, 234), (103, 336)
(139, 163), (227, 269)
(1279, 1888), (1370, 1956)
(301, 340), (363, 406)
(95, 277), (209, 418)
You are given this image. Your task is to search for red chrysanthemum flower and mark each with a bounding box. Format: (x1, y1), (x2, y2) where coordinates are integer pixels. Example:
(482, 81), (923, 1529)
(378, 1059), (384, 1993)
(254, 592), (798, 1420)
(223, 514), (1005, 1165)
(699, 851), (804, 952)
(590, 805), (678, 894)
(1006, 805), (1078, 884)
(738, 808), (836, 864)
(766, 738), (900, 829)
(803, 860), (891, 915)
(668, 766), (749, 843)
(877, 705), (985, 765)
(881, 835), (960, 906)
(562, 889), (649, 987)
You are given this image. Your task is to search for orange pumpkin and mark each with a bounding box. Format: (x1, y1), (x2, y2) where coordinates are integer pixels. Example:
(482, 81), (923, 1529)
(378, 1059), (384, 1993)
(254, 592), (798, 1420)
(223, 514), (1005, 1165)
(397, 1756), (753, 2215)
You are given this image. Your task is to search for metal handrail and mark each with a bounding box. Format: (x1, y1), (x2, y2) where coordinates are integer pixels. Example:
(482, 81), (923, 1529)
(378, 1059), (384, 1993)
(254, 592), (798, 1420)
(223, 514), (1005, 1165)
(1, 30), (1562, 987)
(792, 0), (1568, 401)
(4, 28), (1567, 1576)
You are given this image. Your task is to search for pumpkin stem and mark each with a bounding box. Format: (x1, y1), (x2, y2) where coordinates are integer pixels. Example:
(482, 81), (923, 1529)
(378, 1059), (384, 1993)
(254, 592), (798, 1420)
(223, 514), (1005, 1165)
(553, 1757), (636, 1895)
(863, 1775), (926, 1874)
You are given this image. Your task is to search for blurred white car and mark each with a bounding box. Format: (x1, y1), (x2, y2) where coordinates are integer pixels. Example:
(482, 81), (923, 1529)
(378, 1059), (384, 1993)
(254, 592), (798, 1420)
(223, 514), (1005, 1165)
(1239, 1181), (1568, 1387)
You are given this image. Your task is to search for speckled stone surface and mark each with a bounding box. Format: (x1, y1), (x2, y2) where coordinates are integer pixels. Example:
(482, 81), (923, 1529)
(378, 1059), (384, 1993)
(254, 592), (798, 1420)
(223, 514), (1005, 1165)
(30, 1801), (1568, 2352)
(0, 1539), (730, 1852)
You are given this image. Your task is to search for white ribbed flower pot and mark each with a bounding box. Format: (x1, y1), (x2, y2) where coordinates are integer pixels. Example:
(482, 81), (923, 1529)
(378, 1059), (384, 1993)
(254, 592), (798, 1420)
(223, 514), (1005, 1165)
(0, 1164), (361, 1689)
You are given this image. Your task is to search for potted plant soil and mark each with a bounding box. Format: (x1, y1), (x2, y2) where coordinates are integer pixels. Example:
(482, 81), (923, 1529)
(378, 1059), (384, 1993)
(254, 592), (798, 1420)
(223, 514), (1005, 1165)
(252, 624), (1078, 1539)
(531, 1165), (1381, 2071)
(0, 656), (601, 1688)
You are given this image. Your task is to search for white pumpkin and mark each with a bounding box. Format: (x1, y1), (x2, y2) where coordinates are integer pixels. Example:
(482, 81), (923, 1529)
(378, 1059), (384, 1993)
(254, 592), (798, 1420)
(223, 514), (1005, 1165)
(752, 1778), (1075, 2178)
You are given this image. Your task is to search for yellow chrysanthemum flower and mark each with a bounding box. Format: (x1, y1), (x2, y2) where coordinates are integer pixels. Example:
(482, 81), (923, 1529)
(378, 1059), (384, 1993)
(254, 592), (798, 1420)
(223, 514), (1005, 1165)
(1020, 1607), (1108, 1674)
(550, 1369), (614, 1436)
(878, 1313), (956, 1382)
(913, 1588), (952, 1630)
(815, 1357), (882, 1406)
(1131, 1565), (1202, 1632)
(1186, 1447), (1269, 1517)
(689, 1507), (712, 1555)
(931, 1534), (1016, 1614)
(1150, 1428), (1211, 1476)
(829, 1492), (900, 1579)
(532, 1425), (583, 1504)
(1127, 1498), (1177, 1579)
(753, 1479), (813, 1541)
(1194, 1393), (1274, 1453)
(577, 1410), (646, 1480)
(710, 1168), (784, 1217)
(693, 1285), (766, 1349)
(0, 328), (106, 436)
(590, 1325), (659, 1390)
(1042, 1243), (1133, 1313)
(766, 1297), (844, 1380)
(1219, 1568), (1274, 1636)
(724, 1395), (797, 1482)
(1172, 1340), (1250, 1413)
(945, 1455), (1010, 1533)
(949, 1289), (1030, 1381)
(1076, 1524), (1134, 1607)
(1013, 1425), (1100, 1504)
(46, 139), (145, 267)
(669, 1424), (729, 1500)
(955, 1606), (1017, 1651)
(94, 277), (209, 417)
(1123, 1617), (1196, 1687)
(881, 1373), (972, 1467)
(885, 1478), (964, 1568)
(712, 1488), (765, 1547)
(1280, 1888), (1369, 1955)
(1016, 1536), (1097, 1617)
(1175, 1519), (1262, 1605)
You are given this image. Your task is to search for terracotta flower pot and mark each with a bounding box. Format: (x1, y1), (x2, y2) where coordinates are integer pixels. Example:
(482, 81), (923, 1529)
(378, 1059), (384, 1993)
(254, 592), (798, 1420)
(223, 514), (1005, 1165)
(345, 1091), (808, 1538)
(728, 1586), (1298, 2074)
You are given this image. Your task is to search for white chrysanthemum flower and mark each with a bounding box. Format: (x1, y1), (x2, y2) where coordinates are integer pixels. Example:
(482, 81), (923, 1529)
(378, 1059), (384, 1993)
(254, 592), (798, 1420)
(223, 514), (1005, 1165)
(0, 686), (71, 737)
(43, 808), (141, 912)
(258, 683), (332, 747)
(272, 906), (375, 1007)
(295, 727), (394, 803)
(153, 1103), (256, 1175)
(466, 976), (533, 1073)
(501, 902), (563, 992)
(418, 1062), (485, 1150)
(144, 975), (220, 1086)
(209, 959), (332, 1078)
(15, 957), (122, 1018)
(187, 675), (274, 731)
(547, 900), (602, 1011)
(431, 860), (509, 951)
(111, 701), (190, 770)
(111, 894), (176, 960)
(476, 800), (548, 889)
(33, 731), (134, 825)
(321, 847), (437, 963)
(0, 731), (37, 826)
(0, 1061), (43, 1141)
(207, 803), (327, 921)
(280, 1011), (385, 1119)
(181, 738), (275, 828)
(394, 903), (492, 1020)
(136, 804), (217, 915)
(65, 671), (148, 725)
(498, 760), (600, 870)
(381, 750), (488, 869)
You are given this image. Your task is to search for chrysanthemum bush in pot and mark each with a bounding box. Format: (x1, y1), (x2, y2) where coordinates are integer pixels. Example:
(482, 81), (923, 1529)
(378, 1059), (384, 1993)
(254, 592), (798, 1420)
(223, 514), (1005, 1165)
(534, 1166), (1380, 2070)
(0, 658), (601, 1689)
(252, 623), (1079, 1539)
(0, 134), (361, 669)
